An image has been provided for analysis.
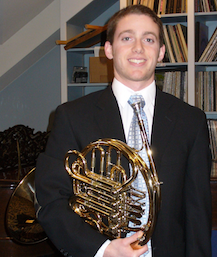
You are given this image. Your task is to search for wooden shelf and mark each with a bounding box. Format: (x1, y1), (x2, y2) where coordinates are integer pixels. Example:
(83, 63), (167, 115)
(195, 11), (217, 22)
(195, 62), (217, 66)
(160, 13), (187, 23)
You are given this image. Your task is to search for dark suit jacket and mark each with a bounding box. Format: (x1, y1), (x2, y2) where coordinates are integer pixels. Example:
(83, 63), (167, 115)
(35, 85), (212, 257)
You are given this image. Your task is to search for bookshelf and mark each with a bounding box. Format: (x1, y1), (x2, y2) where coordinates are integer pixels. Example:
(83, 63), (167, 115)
(194, 10), (217, 183)
(194, 7), (217, 230)
(66, 47), (108, 101)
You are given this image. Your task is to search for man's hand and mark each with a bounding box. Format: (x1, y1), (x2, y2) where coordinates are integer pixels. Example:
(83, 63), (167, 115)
(103, 231), (148, 257)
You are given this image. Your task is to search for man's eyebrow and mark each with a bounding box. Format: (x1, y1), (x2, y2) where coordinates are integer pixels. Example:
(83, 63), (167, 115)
(117, 29), (134, 38)
(144, 31), (158, 39)
(117, 30), (158, 39)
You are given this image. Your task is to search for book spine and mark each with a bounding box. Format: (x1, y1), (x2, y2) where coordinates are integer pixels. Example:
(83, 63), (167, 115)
(177, 24), (188, 61)
(173, 25), (186, 62)
(168, 25), (182, 62)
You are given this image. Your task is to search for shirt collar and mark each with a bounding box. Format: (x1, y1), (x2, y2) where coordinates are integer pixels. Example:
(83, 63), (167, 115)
(112, 78), (156, 110)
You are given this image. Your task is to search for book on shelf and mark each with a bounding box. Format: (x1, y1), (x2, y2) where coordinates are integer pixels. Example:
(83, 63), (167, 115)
(147, 0), (155, 9)
(175, 24), (188, 61)
(204, 0), (211, 12)
(173, 0), (178, 13)
(158, 0), (166, 14)
(206, 38), (217, 62)
(163, 24), (187, 63)
(213, 51), (217, 62)
(132, 0), (155, 8)
(195, 0), (217, 12)
(166, 0), (172, 14)
(211, 161), (217, 177)
(127, 0), (134, 5)
(162, 0), (168, 14)
(162, 47), (171, 62)
(198, 26), (217, 62)
(131, 0), (187, 13)
(166, 25), (179, 62)
(207, 119), (217, 177)
(168, 25), (183, 62)
(195, 71), (217, 112)
(133, 0), (139, 4)
(141, 0), (148, 5)
(195, 22), (209, 62)
(163, 25), (176, 63)
(161, 71), (188, 102)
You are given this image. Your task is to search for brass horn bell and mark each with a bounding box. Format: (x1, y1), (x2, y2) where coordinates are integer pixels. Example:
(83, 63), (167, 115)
(5, 168), (47, 244)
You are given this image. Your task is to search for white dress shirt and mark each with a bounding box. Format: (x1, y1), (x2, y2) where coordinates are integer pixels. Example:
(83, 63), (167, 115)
(112, 78), (156, 142)
(95, 78), (156, 257)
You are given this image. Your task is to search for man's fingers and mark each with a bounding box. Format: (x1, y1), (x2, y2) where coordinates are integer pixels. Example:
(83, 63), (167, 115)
(131, 241), (143, 250)
(103, 232), (148, 257)
(128, 231), (148, 254)
(124, 231), (143, 244)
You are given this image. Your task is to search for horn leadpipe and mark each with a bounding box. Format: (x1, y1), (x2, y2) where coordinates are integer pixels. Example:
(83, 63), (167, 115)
(130, 102), (158, 183)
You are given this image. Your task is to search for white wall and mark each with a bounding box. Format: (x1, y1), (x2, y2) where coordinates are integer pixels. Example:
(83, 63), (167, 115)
(0, 47), (61, 132)
(0, 0), (60, 91)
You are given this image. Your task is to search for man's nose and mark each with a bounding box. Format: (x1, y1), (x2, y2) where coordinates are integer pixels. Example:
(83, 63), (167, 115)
(132, 40), (144, 54)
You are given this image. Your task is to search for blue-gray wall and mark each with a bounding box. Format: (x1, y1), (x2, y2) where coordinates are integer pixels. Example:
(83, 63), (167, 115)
(0, 46), (61, 132)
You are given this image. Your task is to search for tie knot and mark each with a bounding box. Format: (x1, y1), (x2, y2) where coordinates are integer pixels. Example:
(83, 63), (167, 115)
(128, 95), (145, 109)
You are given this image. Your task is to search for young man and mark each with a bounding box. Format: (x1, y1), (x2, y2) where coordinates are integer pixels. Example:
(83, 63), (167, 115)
(35, 5), (212, 257)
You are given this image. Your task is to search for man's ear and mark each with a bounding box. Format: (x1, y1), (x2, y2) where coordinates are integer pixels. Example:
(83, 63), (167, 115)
(104, 41), (113, 60)
(157, 44), (165, 62)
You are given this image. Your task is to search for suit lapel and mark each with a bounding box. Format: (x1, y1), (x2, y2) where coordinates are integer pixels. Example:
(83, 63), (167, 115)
(93, 86), (126, 143)
(151, 88), (177, 171)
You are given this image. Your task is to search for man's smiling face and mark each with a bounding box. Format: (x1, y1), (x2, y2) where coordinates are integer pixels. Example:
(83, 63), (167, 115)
(105, 14), (165, 91)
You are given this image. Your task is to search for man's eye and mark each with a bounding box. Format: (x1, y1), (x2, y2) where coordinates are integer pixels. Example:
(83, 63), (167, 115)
(146, 38), (154, 43)
(123, 37), (131, 41)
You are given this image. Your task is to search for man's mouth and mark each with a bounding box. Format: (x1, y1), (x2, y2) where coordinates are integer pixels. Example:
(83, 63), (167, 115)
(129, 59), (146, 64)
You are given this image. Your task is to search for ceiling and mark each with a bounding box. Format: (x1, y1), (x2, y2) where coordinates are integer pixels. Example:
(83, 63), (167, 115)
(0, 0), (54, 45)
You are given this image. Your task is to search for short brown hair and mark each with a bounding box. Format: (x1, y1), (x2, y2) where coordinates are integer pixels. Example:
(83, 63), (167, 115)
(106, 5), (164, 47)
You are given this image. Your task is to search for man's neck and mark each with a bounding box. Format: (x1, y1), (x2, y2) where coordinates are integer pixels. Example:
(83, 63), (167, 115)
(114, 75), (155, 92)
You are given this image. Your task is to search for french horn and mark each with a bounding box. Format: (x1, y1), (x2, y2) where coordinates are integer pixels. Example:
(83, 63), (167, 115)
(65, 101), (161, 247)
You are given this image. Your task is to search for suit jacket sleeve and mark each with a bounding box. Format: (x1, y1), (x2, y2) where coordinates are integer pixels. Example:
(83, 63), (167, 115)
(184, 112), (212, 256)
(35, 105), (108, 257)
(151, 89), (212, 257)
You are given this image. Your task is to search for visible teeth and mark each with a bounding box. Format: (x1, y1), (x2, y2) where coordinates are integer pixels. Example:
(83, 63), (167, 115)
(129, 59), (145, 64)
